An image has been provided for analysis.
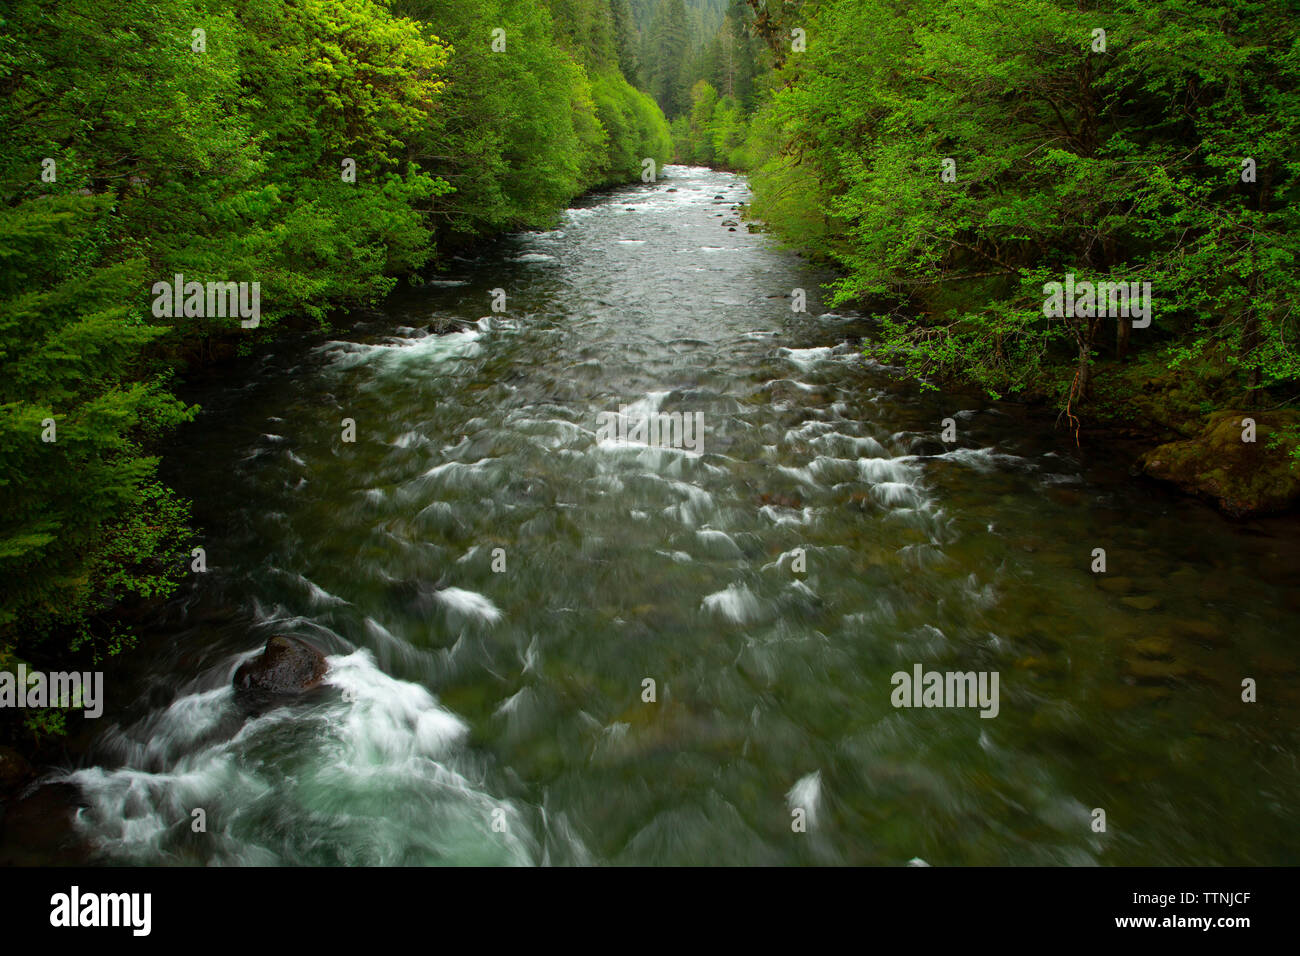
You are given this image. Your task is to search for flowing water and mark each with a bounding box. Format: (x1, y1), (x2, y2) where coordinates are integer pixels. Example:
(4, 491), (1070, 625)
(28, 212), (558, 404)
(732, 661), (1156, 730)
(41, 167), (1300, 865)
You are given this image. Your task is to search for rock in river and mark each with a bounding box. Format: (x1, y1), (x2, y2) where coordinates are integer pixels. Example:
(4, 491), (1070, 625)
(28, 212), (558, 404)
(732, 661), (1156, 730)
(233, 635), (328, 698)
(1139, 409), (1300, 517)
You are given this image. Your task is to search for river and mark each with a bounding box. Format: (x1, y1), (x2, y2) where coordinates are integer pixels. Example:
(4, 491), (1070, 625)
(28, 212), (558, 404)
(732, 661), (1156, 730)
(38, 166), (1300, 865)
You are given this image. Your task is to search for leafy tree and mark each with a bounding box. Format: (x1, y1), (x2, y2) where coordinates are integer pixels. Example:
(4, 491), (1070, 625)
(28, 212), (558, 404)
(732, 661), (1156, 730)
(0, 197), (196, 657)
(0, 0), (669, 676)
(687, 80), (719, 163)
(744, 0), (1300, 427)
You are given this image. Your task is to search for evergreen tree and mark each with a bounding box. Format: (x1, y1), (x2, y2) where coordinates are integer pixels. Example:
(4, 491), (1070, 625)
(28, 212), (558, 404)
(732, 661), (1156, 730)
(647, 0), (691, 117)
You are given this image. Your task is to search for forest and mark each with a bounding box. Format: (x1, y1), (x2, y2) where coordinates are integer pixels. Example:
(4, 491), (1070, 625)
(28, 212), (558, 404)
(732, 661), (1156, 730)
(0, 0), (672, 691)
(659, 2), (1300, 450)
(2, 0), (1298, 752)
(0, 0), (1298, 882)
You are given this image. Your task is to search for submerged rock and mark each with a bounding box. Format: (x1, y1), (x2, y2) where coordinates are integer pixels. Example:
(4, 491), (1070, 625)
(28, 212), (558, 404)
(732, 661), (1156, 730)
(428, 316), (475, 335)
(1139, 410), (1300, 517)
(1121, 595), (1162, 612)
(233, 635), (328, 699)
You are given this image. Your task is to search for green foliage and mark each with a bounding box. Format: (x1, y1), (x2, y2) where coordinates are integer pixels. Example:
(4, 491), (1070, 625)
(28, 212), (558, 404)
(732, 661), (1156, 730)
(0, 195), (197, 657)
(647, 0), (692, 116)
(678, 80), (718, 164)
(592, 69), (674, 182)
(672, 79), (755, 169)
(0, 0), (667, 671)
(656, 1), (774, 165)
(23, 707), (67, 742)
(742, 0), (1300, 418)
(393, 0), (670, 230)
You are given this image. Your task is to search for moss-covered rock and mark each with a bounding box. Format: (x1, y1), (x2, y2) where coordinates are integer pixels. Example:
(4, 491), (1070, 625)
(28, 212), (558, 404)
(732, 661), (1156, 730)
(1139, 410), (1300, 517)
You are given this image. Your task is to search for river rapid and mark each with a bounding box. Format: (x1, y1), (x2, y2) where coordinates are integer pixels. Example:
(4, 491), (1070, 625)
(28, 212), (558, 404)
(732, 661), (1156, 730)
(36, 166), (1300, 866)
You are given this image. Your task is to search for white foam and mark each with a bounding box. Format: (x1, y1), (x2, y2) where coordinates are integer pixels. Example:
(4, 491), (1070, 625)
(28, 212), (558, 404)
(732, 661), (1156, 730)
(419, 457), (500, 490)
(759, 504), (815, 526)
(317, 329), (482, 371)
(858, 457), (916, 483)
(873, 482), (922, 507)
(435, 587), (503, 626)
(65, 649), (528, 864)
(781, 347), (833, 371)
(701, 583), (761, 624)
(786, 770), (822, 828)
(655, 550), (693, 563)
(933, 447), (1028, 472)
(762, 548), (806, 573)
(325, 650), (468, 759)
(696, 528), (743, 557)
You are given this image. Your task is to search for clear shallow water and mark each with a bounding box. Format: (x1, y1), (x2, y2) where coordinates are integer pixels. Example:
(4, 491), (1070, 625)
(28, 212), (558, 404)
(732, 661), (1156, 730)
(52, 167), (1300, 865)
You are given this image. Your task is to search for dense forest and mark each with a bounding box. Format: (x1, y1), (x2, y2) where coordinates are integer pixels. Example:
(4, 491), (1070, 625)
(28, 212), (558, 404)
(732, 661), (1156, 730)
(1, 0), (1298, 880)
(3, 0), (1299, 742)
(665, 0), (1300, 504)
(0, 0), (670, 708)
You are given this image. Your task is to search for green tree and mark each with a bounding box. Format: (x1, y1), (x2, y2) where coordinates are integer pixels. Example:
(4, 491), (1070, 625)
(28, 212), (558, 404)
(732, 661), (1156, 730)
(0, 0), (670, 675)
(686, 79), (719, 163)
(647, 0), (691, 117)
(746, 0), (1300, 423)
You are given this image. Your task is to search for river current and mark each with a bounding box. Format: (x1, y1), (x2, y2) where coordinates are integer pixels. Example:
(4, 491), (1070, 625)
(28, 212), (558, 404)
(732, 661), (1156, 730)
(44, 166), (1300, 865)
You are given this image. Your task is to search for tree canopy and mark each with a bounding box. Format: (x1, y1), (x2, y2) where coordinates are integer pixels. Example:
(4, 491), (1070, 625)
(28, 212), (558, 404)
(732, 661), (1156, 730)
(0, 0), (670, 675)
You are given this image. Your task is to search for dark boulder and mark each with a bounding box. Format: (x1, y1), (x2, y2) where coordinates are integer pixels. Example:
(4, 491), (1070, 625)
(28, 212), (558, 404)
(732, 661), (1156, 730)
(233, 635), (328, 699)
